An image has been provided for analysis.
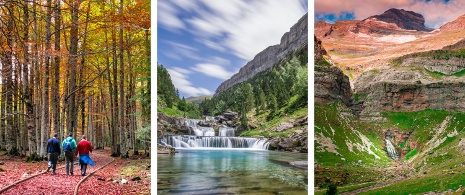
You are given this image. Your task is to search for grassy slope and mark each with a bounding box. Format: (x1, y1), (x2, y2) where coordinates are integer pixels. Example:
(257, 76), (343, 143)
(360, 110), (465, 194)
(315, 101), (465, 194)
(240, 94), (307, 139)
(315, 102), (393, 189)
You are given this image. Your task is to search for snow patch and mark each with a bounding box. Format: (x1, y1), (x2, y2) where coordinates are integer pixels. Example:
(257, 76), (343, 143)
(376, 35), (418, 44)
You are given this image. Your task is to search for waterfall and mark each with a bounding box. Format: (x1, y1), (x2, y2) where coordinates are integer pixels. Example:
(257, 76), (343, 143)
(185, 119), (215, 136)
(219, 126), (235, 137)
(385, 139), (398, 160)
(159, 135), (270, 150)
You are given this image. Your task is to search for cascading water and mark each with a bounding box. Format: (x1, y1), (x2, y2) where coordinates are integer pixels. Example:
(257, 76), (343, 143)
(219, 126), (235, 137)
(159, 135), (270, 149)
(385, 139), (398, 160)
(185, 119), (215, 136)
(159, 117), (270, 150)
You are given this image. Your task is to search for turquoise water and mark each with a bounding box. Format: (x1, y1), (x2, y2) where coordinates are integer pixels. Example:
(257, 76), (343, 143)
(157, 149), (308, 194)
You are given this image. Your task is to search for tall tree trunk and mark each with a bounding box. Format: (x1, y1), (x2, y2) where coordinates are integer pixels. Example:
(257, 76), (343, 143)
(52, 0), (61, 138)
(118, 0), (128, 158)
(40, 0), (53, 157)
(23, 1), (37, 159)
(32, 1), (41, 154)
(1, 5), (18, 155)
(111, 22), (120, 157)
(66, 0), (81, 138)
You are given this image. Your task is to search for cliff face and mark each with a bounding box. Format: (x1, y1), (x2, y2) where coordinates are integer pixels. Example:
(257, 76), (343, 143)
(215, 13), (308, 95)
(314, 36), (352, 106)
(353, 40), (465, 121)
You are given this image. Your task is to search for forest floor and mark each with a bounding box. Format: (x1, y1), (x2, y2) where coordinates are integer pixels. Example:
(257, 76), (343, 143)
(0, 148), (150, 194)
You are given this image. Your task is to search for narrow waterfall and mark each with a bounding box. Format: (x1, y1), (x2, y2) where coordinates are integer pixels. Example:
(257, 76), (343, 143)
(159, 135), (270, 150)
(219, 126), (235, 137)
(385, 139), (398, 160)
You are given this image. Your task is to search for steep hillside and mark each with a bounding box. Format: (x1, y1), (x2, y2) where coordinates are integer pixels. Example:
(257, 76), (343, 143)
(315, 8), (465, 195)
(215, 13), (308, 94)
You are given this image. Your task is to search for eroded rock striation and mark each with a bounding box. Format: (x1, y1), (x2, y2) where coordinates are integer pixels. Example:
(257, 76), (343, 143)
(215, 13), (308, 95)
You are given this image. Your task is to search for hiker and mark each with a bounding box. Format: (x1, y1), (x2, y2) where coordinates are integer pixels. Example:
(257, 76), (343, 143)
(75, 135), (94, 176)
(46, 133), (61, 175)
(62, 134), (77, 175)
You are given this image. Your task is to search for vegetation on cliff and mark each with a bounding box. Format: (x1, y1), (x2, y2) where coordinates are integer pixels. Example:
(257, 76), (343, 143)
(199, 42), (308, 134)
(157, 64), (202, 119)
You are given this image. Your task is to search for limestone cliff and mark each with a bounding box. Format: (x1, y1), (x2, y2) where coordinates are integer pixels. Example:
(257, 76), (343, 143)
(314, 36), (353, 107)
(353, 39), (465, 121)
(215, 13), (308, 95)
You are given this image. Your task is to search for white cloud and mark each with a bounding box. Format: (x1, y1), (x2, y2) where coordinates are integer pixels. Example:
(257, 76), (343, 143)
(192, 63), (236, 80)
(158, 1), (185, 30)
(163, 41), (202, 61)
(182, 0), (306, 61)
(315, 0), (465, 29)
(167, 67), (213, 97)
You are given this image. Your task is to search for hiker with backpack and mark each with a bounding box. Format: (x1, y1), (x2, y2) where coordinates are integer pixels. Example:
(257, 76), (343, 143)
(62, 134), (77, 175)
(75, 135), (94, 176)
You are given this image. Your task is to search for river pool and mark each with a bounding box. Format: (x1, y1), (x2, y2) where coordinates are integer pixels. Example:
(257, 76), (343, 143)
(157, 149), (308, 194)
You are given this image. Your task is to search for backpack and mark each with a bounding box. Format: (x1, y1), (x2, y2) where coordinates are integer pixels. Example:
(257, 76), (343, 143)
(64, 138), (73, 152)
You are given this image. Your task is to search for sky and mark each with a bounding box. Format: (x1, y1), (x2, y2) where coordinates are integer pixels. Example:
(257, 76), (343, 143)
(315, 0), (465, 29)
(157, 0), (308, 98)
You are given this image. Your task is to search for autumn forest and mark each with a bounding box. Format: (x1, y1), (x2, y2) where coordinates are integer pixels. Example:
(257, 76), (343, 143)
(0, 0), (151, 160)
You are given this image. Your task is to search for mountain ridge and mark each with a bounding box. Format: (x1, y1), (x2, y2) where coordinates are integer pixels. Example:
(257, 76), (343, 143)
(215, 13), (308, 95)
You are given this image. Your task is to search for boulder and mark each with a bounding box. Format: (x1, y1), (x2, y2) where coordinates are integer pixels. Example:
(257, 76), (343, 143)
(223, 111), (238, 120)
(157, 144), (175, 154)
(277, 122), (294, 132)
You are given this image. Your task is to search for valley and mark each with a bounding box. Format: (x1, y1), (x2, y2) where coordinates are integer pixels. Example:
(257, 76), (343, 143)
(315, 8), (465, 194)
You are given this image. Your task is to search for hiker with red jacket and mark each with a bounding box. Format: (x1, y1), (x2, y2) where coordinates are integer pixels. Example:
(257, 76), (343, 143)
(75, 135), (94, 176)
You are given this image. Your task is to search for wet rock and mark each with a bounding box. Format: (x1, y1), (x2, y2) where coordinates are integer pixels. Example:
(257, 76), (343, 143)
(157, 144), (176, 154)
(97, 177), (105, 181)
(289, 161), (308, 167)
(0, 162), (4, 165)
(131, 176), (142, 181)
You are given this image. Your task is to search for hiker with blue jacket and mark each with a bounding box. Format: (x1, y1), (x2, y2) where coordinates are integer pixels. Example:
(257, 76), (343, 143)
(62, 134), (77, 175)
(46, 133), (61, 174)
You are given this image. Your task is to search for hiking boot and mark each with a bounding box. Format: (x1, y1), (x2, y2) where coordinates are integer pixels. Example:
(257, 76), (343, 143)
(46, 167), (50, 172)
(71, 173), (74, 175)
(52, 172), (56, 175)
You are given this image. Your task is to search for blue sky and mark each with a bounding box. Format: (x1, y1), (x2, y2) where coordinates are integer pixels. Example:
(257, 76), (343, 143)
(158, 0), (307, 98)
(315, 0), (465, 28)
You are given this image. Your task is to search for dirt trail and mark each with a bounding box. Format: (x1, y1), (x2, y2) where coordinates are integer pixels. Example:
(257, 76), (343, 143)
(0, 150), (113, 195)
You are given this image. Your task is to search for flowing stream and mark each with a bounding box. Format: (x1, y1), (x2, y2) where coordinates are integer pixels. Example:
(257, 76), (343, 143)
(158, 117), (308, 194)
(386, 139), (398, 160)
(159, 118), (270, 150)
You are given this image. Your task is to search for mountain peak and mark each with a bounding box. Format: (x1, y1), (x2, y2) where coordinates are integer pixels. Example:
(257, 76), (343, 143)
(364, 8), (433, 32)
(440, 14), (465, 32)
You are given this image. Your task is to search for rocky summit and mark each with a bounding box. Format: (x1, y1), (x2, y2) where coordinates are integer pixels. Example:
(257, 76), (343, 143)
(215, 13), (308, 95)
(364, 8), (433, 32)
